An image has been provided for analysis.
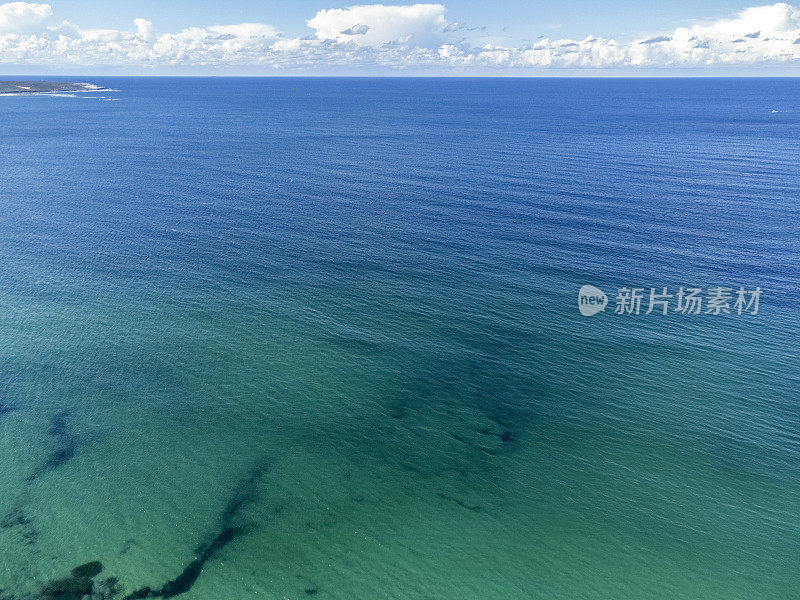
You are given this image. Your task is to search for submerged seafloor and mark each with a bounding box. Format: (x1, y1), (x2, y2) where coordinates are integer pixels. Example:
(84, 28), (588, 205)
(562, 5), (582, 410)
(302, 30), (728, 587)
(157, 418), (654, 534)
(0, 77), (798, 600)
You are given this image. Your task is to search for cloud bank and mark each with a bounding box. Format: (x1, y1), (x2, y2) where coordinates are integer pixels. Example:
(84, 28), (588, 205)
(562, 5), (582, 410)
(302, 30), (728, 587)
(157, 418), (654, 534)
(1, 2), (800, 72)
(0, 1), (51, 33)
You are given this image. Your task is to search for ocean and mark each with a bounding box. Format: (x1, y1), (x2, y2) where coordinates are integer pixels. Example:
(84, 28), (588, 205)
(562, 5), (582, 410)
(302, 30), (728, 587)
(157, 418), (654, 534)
(0, 77), (798, 599)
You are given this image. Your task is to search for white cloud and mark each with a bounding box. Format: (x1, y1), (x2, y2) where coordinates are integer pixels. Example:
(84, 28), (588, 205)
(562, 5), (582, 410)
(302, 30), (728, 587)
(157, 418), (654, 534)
(0, 2), (799, 71)
(208, 23), (279, 40)
(0, 1), (51, 33)
(307, 3), (447, 45)
(627, 2), (800, 66)
(683, 2), (799, 39)
(134, 18), (153, 42)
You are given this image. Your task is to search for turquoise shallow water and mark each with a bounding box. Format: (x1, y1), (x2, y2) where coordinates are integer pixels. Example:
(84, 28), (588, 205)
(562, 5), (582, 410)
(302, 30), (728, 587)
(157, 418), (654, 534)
(0, 77), (799, 599)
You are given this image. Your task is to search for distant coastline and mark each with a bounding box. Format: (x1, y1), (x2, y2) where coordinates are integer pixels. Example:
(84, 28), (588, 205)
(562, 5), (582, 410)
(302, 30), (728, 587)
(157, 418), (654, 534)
(0, 81), (101, 95)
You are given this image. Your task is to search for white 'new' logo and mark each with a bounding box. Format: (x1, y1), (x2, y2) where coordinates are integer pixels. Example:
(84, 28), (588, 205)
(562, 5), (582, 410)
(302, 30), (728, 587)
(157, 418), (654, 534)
(578, 285), (607, 316)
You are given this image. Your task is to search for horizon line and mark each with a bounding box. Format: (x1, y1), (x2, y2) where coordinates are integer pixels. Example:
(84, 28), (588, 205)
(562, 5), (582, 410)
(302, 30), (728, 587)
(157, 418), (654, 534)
(3, 74), (800, 79)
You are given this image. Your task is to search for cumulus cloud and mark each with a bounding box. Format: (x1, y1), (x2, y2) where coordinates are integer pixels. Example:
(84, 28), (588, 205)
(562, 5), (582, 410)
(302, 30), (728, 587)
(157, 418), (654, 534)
(683, 2), (798, 39)
(0, 2), (800, 71)
(307, 3), (447, 45)
(0, 1), (51, 33)
(626, 2), (800, 66)
(134, 18), (153, 41)
(443, 2), (800, 69)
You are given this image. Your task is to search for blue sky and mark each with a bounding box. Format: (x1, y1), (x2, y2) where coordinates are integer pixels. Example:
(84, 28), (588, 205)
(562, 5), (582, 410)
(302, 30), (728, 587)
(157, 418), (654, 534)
(1, 1), (800, 74)
(42, 0), (763, 42)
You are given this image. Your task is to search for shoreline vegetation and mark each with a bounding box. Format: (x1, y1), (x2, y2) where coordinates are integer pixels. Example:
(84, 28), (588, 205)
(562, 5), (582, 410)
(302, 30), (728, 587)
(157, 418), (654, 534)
(0, 82), (100, 95)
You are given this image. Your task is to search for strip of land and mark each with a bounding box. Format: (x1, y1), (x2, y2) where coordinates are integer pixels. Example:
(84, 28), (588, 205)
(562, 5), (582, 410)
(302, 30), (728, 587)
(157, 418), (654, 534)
(0, 81), (100, 94)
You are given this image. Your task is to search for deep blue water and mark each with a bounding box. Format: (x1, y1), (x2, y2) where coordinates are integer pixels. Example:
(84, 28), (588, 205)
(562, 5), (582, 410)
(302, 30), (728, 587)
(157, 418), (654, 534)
(0, 78), (798, 599)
